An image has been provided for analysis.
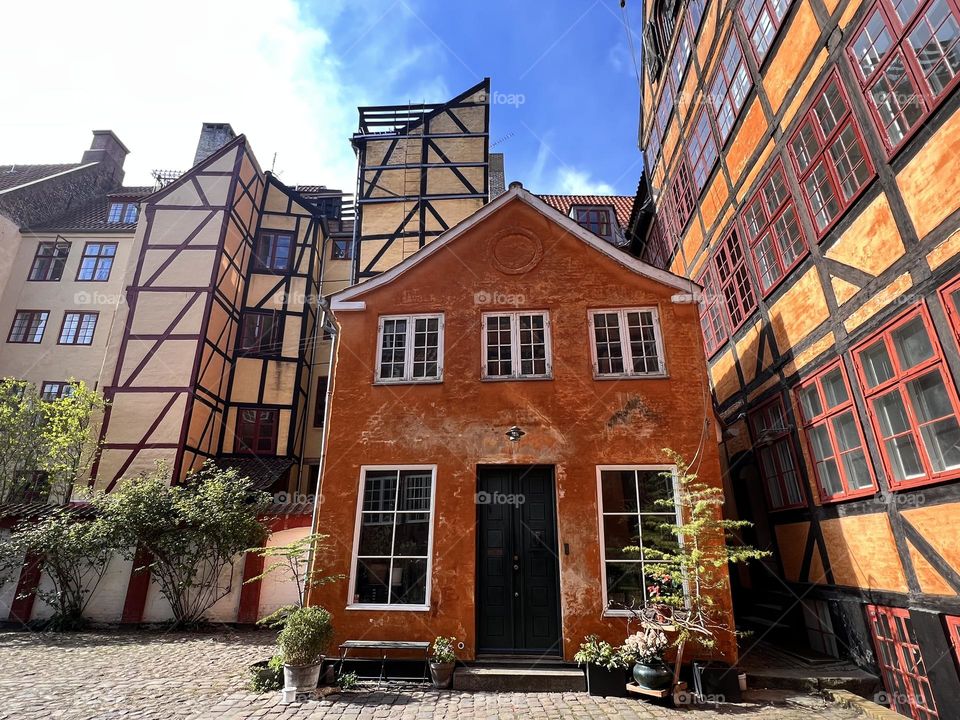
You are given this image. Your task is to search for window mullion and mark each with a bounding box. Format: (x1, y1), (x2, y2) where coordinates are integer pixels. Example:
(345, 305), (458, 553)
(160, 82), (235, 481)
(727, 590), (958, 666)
(823, 408), (850, 495)
(619, 310), (633, 376)
(405, 321), (416, 381)
(387, 470), (401, 604)
(511, 313), (521, 379)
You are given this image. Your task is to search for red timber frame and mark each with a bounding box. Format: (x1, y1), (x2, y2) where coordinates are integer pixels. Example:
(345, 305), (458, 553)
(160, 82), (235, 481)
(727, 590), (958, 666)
(93, 137), (265, 488)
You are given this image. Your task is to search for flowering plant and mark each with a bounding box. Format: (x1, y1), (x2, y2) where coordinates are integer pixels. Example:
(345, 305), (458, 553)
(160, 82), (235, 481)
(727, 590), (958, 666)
(621, 629), (668, 665)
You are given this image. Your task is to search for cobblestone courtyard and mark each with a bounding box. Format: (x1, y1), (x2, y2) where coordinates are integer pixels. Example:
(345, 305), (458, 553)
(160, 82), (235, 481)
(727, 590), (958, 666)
(0, 629), (865, 720)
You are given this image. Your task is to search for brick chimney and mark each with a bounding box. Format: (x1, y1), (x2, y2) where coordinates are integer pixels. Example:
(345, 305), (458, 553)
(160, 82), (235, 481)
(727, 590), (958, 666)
(194, 123), (237, 166)
(81, 130), (128, 185)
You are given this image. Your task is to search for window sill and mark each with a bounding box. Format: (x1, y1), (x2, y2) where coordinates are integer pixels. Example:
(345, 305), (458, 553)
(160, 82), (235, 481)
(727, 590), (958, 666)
(481, 375), (553, 382)
(345, 604), (430, 612)
(373, 379), (443, 386)
(593, 372), (669, 381)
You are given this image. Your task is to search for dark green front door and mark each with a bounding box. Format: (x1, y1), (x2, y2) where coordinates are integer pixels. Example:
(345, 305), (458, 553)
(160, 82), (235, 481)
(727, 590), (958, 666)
(476, 466), (561, 655)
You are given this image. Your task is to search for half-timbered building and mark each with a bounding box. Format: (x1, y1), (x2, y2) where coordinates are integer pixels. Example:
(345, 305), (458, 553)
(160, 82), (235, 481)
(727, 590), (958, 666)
(635, 0), (960, 713)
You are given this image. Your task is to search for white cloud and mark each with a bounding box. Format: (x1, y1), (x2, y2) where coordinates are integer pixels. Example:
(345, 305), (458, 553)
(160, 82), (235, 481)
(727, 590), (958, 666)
(0, 0), (441, 192)
(554, 167), (616, 195)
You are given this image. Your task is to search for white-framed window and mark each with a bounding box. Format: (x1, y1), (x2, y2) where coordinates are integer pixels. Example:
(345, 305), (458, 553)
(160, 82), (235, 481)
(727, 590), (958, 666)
(589, 307), (667, 377)
(596, 465), (682, 615)
(348, 465), (437, 611)
(482, 311), (552, 380)
(375, 314), (444, 383)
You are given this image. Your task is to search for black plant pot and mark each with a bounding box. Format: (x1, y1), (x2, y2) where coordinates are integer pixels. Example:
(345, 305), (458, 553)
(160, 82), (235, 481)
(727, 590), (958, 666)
(584, 664), (630, 697)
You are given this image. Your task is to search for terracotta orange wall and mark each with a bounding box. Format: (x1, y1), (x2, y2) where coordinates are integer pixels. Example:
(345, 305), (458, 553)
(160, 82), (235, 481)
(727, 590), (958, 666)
(309, 197), (736, 663)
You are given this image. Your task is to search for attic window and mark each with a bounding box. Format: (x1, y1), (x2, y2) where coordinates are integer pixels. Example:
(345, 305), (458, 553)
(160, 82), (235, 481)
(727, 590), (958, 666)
(107, 201), (138, 224)
(572, 206), (615, 240)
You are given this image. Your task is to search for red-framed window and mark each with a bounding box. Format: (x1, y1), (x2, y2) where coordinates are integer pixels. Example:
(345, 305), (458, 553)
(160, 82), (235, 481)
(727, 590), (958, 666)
(58, 312), (98, 345)
(714, 228), (757, 330)
(848, 0), (960, 152)
(234, 408), (279, 455)
(670, 157), (697, 230)
(77, 242), (117, 281)
(239, 311), (280, 356)
(853, 305), (960, 488)
(8, 310), (49, 344)
(687, 109), (719, 192)
(40, 381), (74, 401)
(740, 0), (793, 63)
(253, 232), (292, 272)
(671, 22), (693, 89)
(643, 216), (672, 270)
(866, 605), (939, 720)
(947, 615), (960, 668)
(697, 265), (729, 357)
(28, 241), (70, 282)
(742, 161), (809, 294)
(710, 32), (753, 143)
(796, 360), (878, 501)
(313, 376), (328, 428)
(574, 206), (616, 240)
(788, 72), (875, 236)
(749, 395), (806, 509)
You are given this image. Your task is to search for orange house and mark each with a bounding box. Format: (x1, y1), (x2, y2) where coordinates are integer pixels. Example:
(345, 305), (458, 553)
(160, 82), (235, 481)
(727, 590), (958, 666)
(308, 184), (736, 664)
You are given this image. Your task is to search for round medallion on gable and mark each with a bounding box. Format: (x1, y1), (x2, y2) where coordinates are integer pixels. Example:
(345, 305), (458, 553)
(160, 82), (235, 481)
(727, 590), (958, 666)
(489, 227), (543, 275)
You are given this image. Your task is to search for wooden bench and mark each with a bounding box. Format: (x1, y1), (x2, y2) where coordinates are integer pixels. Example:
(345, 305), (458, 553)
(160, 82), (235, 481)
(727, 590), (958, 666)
(336, 640), (431, 687)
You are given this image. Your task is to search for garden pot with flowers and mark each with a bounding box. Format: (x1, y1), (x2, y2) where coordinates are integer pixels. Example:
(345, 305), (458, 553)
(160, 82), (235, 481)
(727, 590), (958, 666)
(574, 635), (633, 697)
(623, 628), (671, 691)
(429, 636), (457, 689)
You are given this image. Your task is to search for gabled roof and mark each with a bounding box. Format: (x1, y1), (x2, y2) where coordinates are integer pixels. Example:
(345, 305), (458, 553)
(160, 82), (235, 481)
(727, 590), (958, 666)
(331, 185), (698, 310)
(537, 194), (635, 230)
(0, 163), (94, 194)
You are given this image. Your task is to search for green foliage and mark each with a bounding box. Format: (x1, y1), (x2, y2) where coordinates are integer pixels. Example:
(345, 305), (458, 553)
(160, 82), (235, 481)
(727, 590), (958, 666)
(430, 636), (456, 664)
(623, 448), (770, 649)
(248, 656), (284, 692)
(0, 508), (117, 628)
(337, 671), (359, 690)
(99, 461), (271, 626)
(0, 378), (104, 503)
(244, 532), (343, 609)
(573, 635), (633, 670)
(276, 605), (334, 666)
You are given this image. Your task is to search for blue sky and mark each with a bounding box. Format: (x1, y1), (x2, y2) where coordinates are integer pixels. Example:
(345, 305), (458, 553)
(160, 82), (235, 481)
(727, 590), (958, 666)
(0, 0), (645, 196)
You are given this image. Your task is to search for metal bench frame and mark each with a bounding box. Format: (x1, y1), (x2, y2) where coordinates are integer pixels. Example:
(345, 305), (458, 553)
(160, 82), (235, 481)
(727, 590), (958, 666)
(336, 640), (431, 688)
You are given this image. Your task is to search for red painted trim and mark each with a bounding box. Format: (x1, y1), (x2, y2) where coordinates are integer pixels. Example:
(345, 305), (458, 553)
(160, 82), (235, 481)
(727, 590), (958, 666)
(236, 545), (266, 624)
(8, 553), (42, 624)
(120, 548), (153, 624)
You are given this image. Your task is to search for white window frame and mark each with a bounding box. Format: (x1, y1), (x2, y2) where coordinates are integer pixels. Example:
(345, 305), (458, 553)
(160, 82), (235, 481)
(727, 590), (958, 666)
(588, 307), (668, 379)
(347, 465), (437, 612)
(374, 313), (444, 384)
(596, 464), (683, 617)
(481, 310), (553, 380)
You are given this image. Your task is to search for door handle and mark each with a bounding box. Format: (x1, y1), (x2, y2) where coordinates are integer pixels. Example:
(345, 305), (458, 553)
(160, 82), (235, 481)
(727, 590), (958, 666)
(513, 564), (519, 570)
(514, 592), (519, 598)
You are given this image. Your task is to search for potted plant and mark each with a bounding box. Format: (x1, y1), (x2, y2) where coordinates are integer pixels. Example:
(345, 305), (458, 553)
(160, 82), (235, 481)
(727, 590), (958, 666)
(573, 635), (632, 697)
(276, 606), (334, 694)
(429, 636), (457, 688)
(623, 628), (670, 691)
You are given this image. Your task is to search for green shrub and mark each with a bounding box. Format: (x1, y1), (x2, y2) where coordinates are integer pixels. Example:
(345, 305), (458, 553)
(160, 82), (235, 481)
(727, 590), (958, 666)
(276, 606), (334, 666)
(248, 656), (283, 692)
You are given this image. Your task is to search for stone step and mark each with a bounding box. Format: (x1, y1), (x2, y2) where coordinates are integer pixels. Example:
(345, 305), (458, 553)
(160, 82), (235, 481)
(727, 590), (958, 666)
(453, 665), (586, 692)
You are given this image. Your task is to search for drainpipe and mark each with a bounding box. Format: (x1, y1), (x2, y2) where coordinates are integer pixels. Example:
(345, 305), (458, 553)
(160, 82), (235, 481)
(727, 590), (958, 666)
(303, 295), (339, 606)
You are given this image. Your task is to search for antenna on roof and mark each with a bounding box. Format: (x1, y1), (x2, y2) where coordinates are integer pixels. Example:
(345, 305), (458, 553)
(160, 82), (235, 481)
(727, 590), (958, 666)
(271, 153), (277, 173)
(491, 131), (515, 148)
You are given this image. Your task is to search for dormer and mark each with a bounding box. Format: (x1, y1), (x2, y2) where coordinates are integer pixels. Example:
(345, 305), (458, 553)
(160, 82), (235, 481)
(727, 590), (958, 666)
(569, 205), (617, 242)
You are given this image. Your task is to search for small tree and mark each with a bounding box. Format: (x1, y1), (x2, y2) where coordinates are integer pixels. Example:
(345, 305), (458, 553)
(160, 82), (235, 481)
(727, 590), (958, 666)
(0, 378), (104, 503)
(0, 508), (117, 629)
(244, 532), (343, 627)
(624, 448), (769, 649)
(102, 461), (271, 626)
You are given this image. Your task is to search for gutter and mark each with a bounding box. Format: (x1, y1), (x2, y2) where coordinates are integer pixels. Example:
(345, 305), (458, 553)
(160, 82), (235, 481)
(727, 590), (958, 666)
(303, 294), (339, 606)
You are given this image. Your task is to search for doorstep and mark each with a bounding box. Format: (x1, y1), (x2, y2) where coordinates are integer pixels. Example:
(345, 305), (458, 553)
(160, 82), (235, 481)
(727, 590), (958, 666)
(453, 664), (586, 692)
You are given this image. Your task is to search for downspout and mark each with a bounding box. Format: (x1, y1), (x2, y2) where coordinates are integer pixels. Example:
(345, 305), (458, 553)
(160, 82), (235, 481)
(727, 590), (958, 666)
(303, 295), (339, 606)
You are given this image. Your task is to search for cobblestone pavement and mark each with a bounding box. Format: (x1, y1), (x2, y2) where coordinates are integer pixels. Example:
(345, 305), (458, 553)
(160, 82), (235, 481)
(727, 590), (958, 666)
(0, 629), (865, 720)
